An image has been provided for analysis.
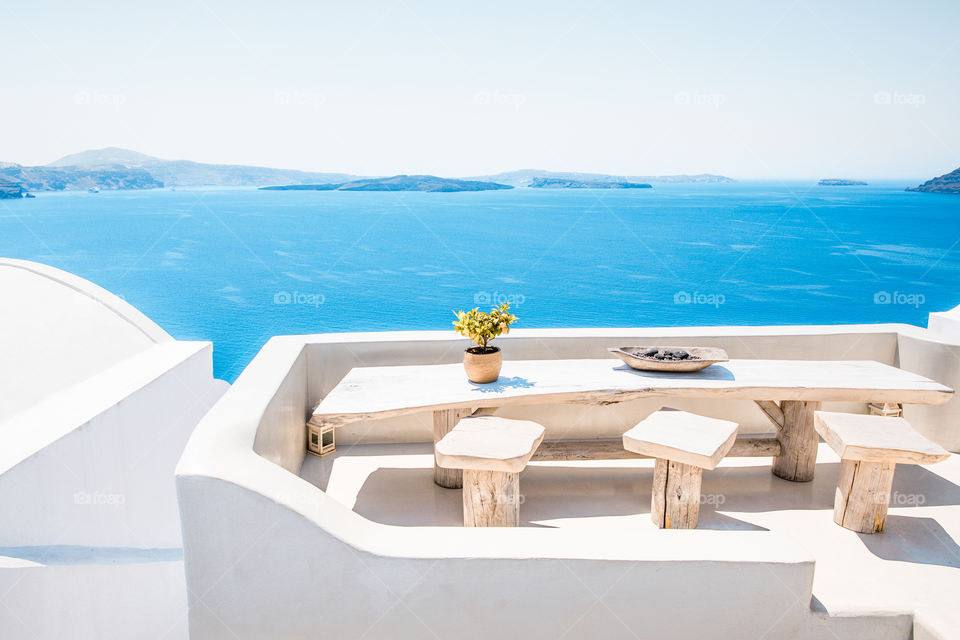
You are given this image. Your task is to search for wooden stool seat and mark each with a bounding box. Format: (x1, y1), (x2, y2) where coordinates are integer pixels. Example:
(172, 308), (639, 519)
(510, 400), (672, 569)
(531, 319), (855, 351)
(815, 411), (950, 533)
(623, 409), (739, 529)
(436, 416), (545, 527)
(623, 409), (739, 470)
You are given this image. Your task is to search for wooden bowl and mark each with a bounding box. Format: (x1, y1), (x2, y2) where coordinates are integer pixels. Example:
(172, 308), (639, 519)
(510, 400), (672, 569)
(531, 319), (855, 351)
(608, 346), (729, 372)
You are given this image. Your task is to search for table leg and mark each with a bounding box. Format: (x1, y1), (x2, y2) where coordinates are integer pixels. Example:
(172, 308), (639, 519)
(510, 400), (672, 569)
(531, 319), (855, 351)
(433, 408), (474, 488)
(772, 400), (821, 482)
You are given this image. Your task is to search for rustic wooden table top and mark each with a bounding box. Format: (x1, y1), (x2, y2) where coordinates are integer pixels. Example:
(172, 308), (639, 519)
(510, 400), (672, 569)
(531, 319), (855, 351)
(311, 359), (953, 426)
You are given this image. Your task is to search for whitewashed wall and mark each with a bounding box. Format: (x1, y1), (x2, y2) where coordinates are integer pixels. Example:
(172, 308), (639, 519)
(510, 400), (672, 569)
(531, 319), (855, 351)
(0, 557), (187, 639)
(0, 259), (171, 421)
(0, 259), (228, 640)
(0, 258), (229, 548)
(0, 341), (226, 547)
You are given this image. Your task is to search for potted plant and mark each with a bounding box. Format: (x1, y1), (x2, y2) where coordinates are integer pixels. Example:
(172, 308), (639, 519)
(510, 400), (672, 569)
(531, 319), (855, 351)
(453, 302), (517, 383)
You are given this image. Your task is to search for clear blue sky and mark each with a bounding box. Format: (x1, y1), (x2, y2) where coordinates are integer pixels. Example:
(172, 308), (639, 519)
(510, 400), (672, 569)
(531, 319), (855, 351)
(2, 0), (958, 179)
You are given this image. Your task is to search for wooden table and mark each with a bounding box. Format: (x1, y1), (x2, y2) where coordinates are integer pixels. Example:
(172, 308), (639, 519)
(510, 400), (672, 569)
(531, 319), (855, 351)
(309, 359), (953, 485)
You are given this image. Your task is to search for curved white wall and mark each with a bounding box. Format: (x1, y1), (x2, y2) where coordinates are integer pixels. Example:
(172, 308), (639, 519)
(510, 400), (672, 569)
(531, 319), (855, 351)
(0, 258), (229, 547)
(0, 259), (228, 639)
(0, 258), (171, 421)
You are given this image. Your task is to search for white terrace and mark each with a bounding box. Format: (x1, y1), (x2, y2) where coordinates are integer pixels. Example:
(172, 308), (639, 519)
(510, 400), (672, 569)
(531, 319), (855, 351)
(177, 315), (960, 640)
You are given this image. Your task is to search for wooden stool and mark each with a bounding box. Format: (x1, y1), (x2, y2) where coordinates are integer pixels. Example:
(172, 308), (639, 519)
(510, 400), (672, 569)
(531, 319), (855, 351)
(814, 411), (950, 533)
(623, 409), (739, 529)
(435, 416), (545, 527)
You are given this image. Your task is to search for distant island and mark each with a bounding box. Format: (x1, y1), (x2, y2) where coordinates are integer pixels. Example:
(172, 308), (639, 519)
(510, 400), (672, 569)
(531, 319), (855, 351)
(819, 179), (867, 186)
(261, 175), (513, 193)
(0, 163), (162, 192)
(259, 184), (340, 191)
(0, 179), (32, 199)
(470, 169), (732, 186)
(907, 167), (960, 194)
(529, 177), (652, 189)
(0, 147), (733, 195)
(0, 147), (357, 194)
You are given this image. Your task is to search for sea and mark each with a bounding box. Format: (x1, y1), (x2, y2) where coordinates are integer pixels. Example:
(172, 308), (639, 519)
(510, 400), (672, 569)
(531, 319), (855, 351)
(3, 182), (959, 381)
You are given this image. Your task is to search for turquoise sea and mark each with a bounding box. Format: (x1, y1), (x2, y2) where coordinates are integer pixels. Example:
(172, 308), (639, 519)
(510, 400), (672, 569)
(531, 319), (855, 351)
(3, 183), (959, 381)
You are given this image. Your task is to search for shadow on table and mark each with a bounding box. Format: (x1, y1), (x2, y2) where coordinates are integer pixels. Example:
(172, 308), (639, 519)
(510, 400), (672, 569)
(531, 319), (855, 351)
(470, 376), (535, 392)
(859, 516), (960, 568)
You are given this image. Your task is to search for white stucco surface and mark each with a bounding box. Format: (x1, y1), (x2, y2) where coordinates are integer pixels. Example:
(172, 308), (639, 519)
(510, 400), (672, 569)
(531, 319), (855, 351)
(0, 258), (229, 548)
(0, 554), (187, 639)
(0, 341), (226, 547)
(928, 305), (960, 342)
(0, 259), (227, 640)
(0, 258), (171, 421)
(302, 441), (958, 638)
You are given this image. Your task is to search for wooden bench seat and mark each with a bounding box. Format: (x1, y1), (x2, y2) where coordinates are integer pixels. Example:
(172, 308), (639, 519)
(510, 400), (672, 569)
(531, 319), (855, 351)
(623, 409), (739, 529)
(435, 416), (545, 527)
(814, 411), (950, 533)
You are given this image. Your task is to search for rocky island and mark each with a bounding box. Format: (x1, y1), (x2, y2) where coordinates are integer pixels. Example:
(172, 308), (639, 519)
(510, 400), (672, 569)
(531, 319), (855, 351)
(529, 177), (652, 189)
(819, 179), (867, 186)
(0, 147), (360, 194)
(907, 167), (960, 194)
(470, 169), (733, 186)
(0, 180), (31, 199)
(0, 164), (164, 192)
(46, 147), (356, 188)
(261, 175), (513, 192)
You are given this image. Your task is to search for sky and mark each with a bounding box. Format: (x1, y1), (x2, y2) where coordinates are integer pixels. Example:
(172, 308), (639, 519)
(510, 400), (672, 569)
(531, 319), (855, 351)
(1, 0), (958, 180)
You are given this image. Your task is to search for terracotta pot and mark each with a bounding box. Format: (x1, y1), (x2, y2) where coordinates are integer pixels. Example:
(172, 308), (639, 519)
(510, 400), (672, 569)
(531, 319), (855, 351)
(463, 347), (502, 383)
